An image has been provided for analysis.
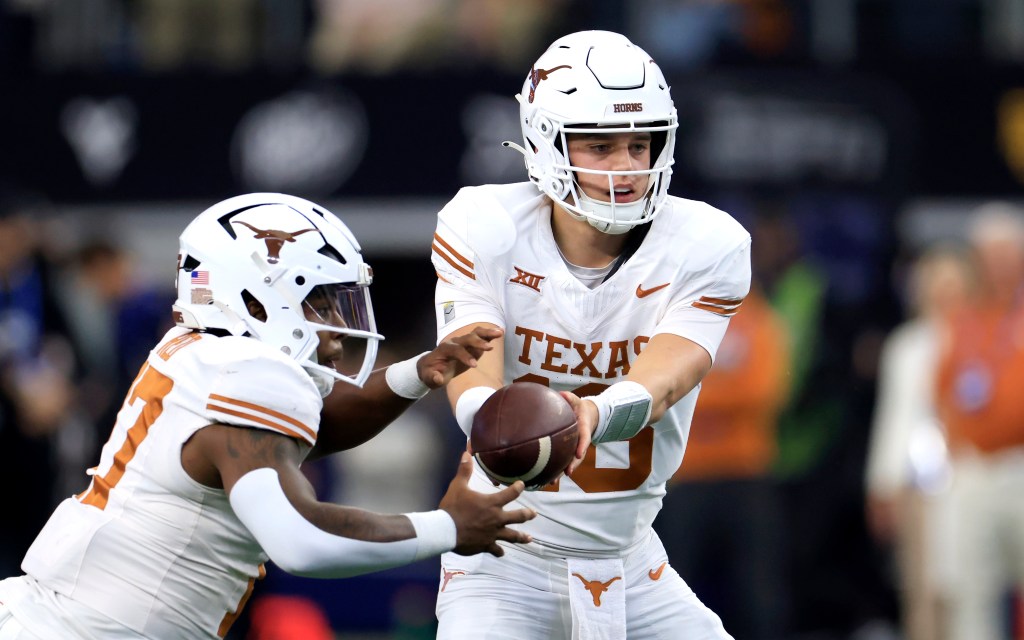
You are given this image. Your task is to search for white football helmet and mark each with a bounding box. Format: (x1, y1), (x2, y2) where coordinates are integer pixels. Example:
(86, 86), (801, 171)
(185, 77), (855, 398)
(508, 30), (677, 235)
(173, 193), (383, 394)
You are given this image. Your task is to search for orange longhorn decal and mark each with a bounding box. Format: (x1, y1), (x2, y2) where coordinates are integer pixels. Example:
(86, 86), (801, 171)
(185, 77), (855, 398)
(441, 568), (467, 592)
(232, 220), (317, 264)
(528, 65), (572, 103)
(572, 573), (622, 607)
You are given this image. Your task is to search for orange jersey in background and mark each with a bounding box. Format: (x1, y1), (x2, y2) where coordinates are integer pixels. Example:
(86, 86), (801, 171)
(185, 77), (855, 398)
(936, 302), (1024, 454)
(674, 288), (791, 481)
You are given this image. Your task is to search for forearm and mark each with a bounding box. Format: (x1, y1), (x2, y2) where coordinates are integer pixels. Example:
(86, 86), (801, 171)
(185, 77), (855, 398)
(581, 334), (710, 445)
(309, 356), (425, 456)
(441, 323), (506, 431)
(625, 335), (710, 423)
(230, 468), (455, 578)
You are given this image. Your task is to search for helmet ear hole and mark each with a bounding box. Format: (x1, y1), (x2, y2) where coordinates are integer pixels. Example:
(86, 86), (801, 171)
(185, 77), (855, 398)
(241, 289), (267, 323)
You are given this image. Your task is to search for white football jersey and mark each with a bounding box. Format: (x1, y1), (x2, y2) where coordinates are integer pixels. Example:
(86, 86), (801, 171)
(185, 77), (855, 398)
(18, 327), (322, 639)
(432, 183), (751, 555)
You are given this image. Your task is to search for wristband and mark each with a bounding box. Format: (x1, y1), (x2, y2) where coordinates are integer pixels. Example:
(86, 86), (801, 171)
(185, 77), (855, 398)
(385, 351), (432, 399)
(405, 510), (458, 561)
(455, 386), (497, 436)
(590, 381), (653, 443)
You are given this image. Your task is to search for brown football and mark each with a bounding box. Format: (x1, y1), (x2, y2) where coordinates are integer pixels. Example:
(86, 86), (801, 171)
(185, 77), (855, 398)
(470, 382), (579, 490)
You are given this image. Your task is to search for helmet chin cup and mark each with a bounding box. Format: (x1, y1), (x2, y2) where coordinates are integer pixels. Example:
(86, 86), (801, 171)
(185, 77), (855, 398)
(575, 191), (650, 235)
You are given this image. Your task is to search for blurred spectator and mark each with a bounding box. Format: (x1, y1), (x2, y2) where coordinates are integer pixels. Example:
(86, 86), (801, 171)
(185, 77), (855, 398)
(53, 239), (173, 477)
(134, 0), (261, 71)
(627, 0), (799, 70)
(0, 186), (80, 577)
(935, 202), (1024, 640)
(307, 0), (567, 74)
(748, 199), (830, 477)
(656, 283), (792, 640)
(865, 244), (972, 640)
(748, 195), (899, 634)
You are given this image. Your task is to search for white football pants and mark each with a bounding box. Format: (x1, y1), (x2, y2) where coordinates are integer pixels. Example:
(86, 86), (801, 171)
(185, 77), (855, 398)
(435, 529), (733, 640)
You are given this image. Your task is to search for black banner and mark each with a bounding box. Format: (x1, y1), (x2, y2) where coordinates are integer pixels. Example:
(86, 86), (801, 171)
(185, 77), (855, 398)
(2, 66), (1020, 203)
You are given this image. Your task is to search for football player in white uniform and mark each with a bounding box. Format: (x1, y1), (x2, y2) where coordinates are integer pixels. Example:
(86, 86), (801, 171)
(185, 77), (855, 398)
(0, 193), (535, 640)
(430, 31), (750, 639)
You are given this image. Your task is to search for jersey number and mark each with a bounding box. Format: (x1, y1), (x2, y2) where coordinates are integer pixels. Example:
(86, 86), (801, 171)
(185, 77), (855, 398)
(78, 362), (174, 510)
(513, 374), (654, 493)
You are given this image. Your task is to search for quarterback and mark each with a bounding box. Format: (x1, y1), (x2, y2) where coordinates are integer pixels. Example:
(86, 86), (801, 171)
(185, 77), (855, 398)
(0, 194), (535, 640)
(431, 31), (749, 638)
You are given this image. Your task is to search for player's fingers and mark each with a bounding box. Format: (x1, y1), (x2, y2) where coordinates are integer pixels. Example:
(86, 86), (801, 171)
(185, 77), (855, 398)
(473, 326), (504, 341)
(558, 390), (579, 407)
(445, 345), (479, 368)
(568, 429), (591, 475)
(576, 431), (591, 459)
(496, 527), (532, 544)
(454, 452), (473, 482)
(502, 507), (536, 525)
(491, 480), (526, 505)
(486, 542), (505, 557)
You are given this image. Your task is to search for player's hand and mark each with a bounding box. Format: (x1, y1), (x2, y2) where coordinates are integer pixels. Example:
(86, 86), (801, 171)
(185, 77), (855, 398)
(416, 327), (504, 389)
(558, 391), (598, 476)
(440, 452), (535, 557)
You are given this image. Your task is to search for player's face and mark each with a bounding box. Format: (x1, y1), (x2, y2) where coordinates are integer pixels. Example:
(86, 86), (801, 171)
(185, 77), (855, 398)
(303, 290), (347, 371)
(566, 131), (652, 204)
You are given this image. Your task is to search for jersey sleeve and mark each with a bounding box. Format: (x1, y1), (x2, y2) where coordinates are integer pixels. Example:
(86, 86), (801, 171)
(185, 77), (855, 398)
(205, 354), (321, 447)
(657, 235), (752, 362)
(431, 189), (508, 340)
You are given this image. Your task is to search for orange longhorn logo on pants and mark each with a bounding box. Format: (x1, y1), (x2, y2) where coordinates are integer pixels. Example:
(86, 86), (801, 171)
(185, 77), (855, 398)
(572, 574), (622, 607)
(440, 568), (466, 592)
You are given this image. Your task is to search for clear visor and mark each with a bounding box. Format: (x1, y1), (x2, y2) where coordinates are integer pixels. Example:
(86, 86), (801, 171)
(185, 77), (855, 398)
(302, 283), (383, 387)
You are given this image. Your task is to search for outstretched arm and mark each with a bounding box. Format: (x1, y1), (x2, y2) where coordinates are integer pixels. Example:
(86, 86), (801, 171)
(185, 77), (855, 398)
(311, 326), (503, 458)
(560, 333), (712, 474)
(183, 421), (535, 579)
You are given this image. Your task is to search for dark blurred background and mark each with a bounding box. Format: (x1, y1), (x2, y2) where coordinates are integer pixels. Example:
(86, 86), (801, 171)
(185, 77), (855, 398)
(1, 1), (1023, 639)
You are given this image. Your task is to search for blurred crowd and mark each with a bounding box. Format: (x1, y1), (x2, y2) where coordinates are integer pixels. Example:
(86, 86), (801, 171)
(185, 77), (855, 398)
(4, 0), (1024, 76)
(0, 186), (174, 577)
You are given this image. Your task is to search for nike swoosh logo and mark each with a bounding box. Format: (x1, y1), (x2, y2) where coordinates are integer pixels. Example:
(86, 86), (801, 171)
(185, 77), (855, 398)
(648, 562), (667, 581)
(636, 283), (670, 298)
